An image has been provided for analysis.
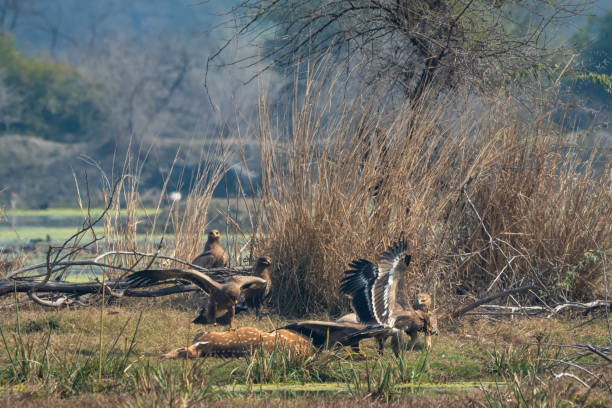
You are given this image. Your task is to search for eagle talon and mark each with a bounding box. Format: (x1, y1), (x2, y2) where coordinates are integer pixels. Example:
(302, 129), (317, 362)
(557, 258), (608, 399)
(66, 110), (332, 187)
(345, 351), (367, 359)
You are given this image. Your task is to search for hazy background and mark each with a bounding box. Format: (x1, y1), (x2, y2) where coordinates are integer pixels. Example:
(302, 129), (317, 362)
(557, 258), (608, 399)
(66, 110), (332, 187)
(0, 0), (611, 209)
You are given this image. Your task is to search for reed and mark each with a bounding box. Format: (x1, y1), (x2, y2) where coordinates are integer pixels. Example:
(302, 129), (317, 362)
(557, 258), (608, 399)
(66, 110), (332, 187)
(250, 75), (612, 315)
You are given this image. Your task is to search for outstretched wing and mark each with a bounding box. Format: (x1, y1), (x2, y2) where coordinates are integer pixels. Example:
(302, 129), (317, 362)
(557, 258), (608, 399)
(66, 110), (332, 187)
(280, 320), (363, 348)
(340, 259), (378, 323)
(229, 275), (267, 291)
(336, 324), (393, 345)
(125, 268), (221, 294)
(244, 278), (271, 309)
(371, 239), (410, 326)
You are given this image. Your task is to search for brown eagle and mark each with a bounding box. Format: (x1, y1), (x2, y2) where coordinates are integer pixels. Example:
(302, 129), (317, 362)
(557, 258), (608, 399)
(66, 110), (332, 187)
(125, 268), (266, 329)
(339, 239), (438, 354)
(192, 229), (228, 268)
(279, 320), (367, 355)
(244, 256), (273, 318)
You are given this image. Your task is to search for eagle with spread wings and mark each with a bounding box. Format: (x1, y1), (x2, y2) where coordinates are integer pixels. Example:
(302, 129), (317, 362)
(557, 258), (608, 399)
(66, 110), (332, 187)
(339, 239), (438, 354)
(125, 268), (266, 329)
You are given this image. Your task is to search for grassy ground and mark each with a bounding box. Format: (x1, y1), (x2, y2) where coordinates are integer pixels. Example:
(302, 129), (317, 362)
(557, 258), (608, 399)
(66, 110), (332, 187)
(0, 297), (609, 407)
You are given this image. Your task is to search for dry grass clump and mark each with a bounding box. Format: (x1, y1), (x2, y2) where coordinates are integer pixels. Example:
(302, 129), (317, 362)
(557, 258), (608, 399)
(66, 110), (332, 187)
(93, 144), (226, 277)
(251, 81), (612, 316)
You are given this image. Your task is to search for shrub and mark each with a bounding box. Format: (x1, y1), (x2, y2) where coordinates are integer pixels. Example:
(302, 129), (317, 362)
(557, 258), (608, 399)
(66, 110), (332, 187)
(0, 33), (106, 141)
(251, 76), (612, 316)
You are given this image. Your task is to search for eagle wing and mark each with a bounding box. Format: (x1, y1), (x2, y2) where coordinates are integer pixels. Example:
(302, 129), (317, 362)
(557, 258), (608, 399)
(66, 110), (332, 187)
(125, 268), (221, 294)
(280, 320), (363, 348)
(229, 275), (267, 291)
(192, 251), (215, 268)
(340, 258), (379, 323)
(336, 324), (394, 345)
(371, 239), (410, 326)
(244, 278), (271, 309)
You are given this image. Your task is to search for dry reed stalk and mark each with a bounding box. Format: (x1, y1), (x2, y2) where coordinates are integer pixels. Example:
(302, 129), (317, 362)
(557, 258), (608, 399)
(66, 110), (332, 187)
(249, 73), (612, 316)
(94, 140), (227, 277)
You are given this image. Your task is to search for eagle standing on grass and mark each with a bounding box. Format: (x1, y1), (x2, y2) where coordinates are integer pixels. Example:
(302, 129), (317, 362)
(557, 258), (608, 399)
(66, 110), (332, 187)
(125, 268), (266, 329)
(244, 256), (273, 318)
(339, 239), (438, 355)
(192, 229), (228, 268)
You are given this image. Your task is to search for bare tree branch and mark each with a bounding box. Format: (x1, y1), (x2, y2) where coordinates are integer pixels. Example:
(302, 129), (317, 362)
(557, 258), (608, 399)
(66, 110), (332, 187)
(452, 285), (534, 318)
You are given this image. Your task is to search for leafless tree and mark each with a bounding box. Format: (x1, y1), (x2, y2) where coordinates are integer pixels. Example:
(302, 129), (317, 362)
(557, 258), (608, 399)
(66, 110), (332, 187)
(0, 0), (36, 33)
(220, 0), (592, 102)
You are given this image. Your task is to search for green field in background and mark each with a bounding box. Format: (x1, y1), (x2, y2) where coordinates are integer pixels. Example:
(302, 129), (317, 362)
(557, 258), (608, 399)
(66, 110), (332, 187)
(0, 226), (104, 244)
(0, 205), (251, 246)
(3, 207), (159, 218)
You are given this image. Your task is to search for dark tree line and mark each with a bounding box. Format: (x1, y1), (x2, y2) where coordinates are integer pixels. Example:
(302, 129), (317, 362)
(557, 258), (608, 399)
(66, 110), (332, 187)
(219, 0), (593, 102)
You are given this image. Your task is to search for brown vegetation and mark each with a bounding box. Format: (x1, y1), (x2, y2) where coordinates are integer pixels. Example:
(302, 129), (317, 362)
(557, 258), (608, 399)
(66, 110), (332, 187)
(249, 79), (611, 316)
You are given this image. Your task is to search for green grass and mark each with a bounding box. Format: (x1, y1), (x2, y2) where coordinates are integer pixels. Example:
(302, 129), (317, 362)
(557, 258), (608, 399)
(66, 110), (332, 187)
(0, 301), (608, 407)
(0, 204), (251, 246)
(0, 226), (105, 244)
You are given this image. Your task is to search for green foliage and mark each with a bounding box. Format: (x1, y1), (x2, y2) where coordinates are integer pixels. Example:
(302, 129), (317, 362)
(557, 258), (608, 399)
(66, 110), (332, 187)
(557, 250), (602, 294)
(0, 306), (142, 396)
(0, 33), (106, 141)
(570, 7), (612, 102)
(574, 72), (612, 99)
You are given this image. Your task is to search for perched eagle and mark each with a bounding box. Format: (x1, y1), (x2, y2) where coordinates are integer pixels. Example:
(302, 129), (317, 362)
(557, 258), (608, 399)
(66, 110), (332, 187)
(339, 239), (438, 354)
(125, 268), (266, 329)
(192, 229), (228, 269)
(413, 293), (432, 312)
(244, 256), (273, 318)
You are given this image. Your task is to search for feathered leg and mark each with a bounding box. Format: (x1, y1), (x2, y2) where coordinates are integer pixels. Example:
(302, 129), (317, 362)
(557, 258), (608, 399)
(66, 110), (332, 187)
(227, 305), (236, 330)
(390, 332), (404, 357)
(406, 330), (418, 351)
(206, 298), (217, 326)
(376, 335), (386, 355)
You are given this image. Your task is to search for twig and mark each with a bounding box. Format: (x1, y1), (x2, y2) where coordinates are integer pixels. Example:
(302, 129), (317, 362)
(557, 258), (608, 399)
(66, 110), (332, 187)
(553, 372), (590, 388)
(6, 260), (254, 281)
(586, 344), (612, 363)
(92, 251), (253, 276)
(475, 300), (612, 318)
(6, 261), (138, 279)
(451, 285), (534, 318)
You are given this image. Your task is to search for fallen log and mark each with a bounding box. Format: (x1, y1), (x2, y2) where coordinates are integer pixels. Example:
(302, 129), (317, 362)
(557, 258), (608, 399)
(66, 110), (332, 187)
(0, 279), (201, 297)
(452, 285), (534, 318)
(478, 300), (612, 318)
(0, 265), (255, 305)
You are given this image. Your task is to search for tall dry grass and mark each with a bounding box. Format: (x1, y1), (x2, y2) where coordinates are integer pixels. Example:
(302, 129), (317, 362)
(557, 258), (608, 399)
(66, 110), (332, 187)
(250, 79), (612, 316)
(90, 142), (227, 278)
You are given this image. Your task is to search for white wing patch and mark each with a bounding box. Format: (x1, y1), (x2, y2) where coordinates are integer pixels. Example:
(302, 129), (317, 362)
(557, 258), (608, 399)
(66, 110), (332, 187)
(383, 257), (399, 325)
(371, 240), (408, 327)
